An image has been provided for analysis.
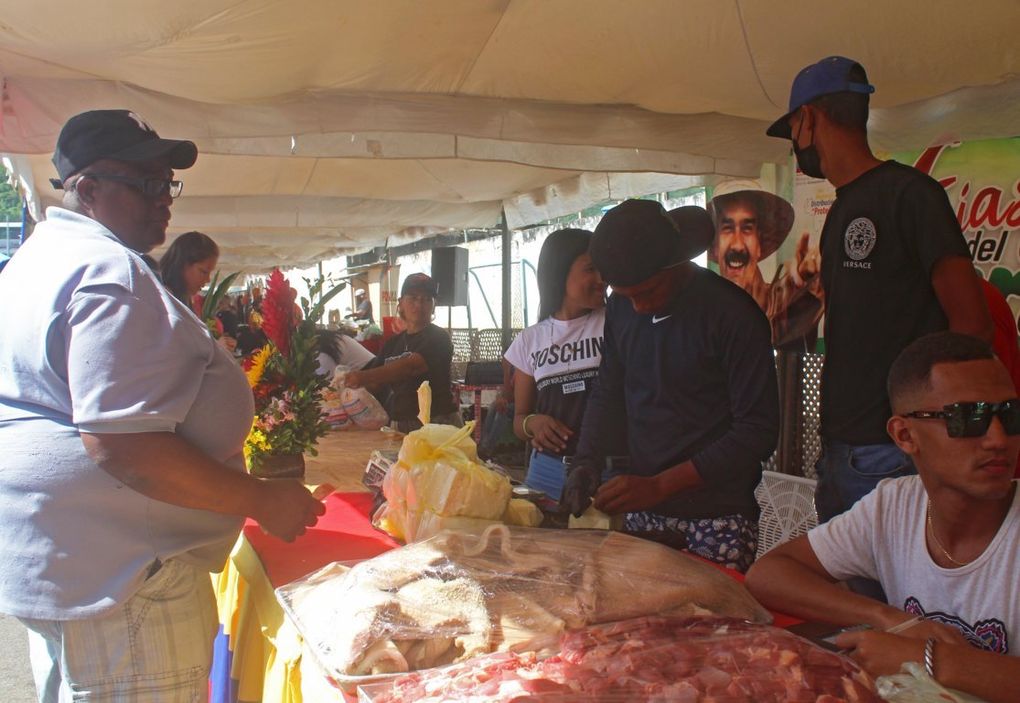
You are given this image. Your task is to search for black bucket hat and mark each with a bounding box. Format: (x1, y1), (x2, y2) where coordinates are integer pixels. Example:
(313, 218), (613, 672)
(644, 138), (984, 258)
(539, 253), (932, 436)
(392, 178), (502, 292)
(591, 200), (714, 287)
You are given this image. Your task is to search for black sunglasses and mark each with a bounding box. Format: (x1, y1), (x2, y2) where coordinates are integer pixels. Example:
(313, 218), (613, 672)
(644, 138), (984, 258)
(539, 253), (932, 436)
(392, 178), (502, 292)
(78, 172), (183, 199)
(904, 399), (1020, 438)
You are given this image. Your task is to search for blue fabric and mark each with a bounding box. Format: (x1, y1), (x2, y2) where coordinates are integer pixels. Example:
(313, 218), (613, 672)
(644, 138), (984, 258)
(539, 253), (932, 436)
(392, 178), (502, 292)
(526, 451), (568, 502)
(814, 439), (915, 522)
(209, 624), (237, 703)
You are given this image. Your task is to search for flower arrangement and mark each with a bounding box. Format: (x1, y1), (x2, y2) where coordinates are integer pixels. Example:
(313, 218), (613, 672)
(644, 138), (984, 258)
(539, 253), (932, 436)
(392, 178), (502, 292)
(242, 268), (346, 474)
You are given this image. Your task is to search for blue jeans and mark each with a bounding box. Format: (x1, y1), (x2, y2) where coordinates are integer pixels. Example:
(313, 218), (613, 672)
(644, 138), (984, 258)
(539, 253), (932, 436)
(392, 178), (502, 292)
(814, 440), (916, 523)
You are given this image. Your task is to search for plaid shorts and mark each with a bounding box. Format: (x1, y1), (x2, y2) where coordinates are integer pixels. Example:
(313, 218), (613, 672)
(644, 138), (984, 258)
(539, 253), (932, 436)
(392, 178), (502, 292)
(624, 511), (759, 573)
(20, 559), (218, 702)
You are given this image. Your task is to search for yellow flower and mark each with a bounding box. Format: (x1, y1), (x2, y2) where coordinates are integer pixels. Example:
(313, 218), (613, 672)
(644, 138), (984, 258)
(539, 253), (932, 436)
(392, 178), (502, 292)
(243, 419), (272, 464)
(246, 345), (273, 389)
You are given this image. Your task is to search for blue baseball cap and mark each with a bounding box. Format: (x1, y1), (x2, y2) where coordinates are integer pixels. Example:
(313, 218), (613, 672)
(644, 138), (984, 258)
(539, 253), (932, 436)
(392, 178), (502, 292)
(766, 56), (875, 139)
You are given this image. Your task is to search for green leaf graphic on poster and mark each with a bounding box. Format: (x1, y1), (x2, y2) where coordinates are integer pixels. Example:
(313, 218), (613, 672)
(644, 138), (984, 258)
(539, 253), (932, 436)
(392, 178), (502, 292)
(988, 267), (1020, 298)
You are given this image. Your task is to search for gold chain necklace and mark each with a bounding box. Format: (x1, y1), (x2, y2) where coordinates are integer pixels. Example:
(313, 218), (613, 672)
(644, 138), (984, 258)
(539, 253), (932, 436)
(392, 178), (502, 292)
(926, 499), (971, 567)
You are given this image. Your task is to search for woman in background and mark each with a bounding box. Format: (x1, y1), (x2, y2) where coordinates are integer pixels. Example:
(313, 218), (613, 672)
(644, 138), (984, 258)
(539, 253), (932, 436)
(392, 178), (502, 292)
(159, 231), (237, 352)
(504, 228), (607, 501)
(159, 231), (219, 313)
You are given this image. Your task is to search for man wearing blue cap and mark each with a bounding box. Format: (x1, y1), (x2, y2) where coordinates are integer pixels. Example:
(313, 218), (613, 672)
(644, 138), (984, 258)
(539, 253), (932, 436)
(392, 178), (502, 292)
(768, 57), (993, 521)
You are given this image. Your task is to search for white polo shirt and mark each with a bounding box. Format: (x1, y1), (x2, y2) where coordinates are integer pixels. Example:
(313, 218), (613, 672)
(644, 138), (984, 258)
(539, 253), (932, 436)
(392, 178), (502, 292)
(0, 207), (254, 619)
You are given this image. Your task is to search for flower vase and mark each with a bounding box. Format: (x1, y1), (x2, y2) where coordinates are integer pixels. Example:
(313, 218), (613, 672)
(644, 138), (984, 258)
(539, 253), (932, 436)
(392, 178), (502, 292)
(252, 452), (305, 480)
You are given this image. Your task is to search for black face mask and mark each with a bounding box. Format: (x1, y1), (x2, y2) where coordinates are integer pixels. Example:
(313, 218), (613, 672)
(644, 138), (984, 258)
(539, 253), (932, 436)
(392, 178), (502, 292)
(793, 116), (825, 179)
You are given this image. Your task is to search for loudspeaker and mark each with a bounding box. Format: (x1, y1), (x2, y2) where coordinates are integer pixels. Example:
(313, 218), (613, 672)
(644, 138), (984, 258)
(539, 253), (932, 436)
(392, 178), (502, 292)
(431, 246), (469, 306)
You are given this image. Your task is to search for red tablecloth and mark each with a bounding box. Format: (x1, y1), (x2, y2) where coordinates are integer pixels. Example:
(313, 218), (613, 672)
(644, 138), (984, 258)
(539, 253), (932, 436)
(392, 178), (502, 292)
(242, 492), (398, 589)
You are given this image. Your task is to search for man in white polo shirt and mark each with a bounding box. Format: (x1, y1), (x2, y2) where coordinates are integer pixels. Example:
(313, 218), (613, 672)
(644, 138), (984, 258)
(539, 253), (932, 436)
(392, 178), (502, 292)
(747, 332), (1020, 701)
(0, 110), (327, 702)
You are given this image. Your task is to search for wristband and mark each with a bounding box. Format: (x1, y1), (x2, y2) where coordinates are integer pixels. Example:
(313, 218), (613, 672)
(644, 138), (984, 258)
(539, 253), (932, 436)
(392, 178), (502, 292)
(923, 637), (936, 680)
(522, 413), (537, 439)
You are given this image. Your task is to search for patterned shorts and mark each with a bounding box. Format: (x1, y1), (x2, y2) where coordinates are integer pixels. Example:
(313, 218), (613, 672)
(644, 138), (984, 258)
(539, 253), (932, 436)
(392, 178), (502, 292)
(624, 511), (759, 573)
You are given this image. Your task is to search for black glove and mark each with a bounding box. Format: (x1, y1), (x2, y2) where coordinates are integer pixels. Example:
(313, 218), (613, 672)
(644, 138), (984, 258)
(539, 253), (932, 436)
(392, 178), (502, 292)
(561, 461), (601, 517)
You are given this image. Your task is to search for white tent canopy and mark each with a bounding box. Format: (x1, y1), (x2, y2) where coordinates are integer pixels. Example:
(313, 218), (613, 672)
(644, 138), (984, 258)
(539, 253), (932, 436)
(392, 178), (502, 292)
(1, 0), (1018, 272)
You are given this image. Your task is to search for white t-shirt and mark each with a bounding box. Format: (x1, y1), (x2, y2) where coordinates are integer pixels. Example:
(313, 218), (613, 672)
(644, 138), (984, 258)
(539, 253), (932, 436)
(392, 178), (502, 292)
(504, 309), (605, 457)
(809, 475), (1020, 654)
(316, 335), (375, 376)
(0, 208), (254, 619)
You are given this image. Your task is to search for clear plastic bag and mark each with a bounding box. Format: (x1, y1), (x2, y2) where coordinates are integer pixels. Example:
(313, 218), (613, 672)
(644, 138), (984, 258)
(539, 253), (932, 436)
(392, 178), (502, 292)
(876, 661), (988, 702)
(359, 615), (881, 702)
(275, 525), (773, 684)
(325, 365), (389, 430)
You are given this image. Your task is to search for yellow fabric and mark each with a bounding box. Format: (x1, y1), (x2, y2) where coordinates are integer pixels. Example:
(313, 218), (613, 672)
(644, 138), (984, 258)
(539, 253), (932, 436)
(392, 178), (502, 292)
(214, 535), (306, 703)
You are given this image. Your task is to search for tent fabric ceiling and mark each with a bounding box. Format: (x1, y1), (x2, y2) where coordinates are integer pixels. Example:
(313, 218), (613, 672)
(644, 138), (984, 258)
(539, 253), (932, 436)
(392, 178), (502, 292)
(1, 0), (1018, 272)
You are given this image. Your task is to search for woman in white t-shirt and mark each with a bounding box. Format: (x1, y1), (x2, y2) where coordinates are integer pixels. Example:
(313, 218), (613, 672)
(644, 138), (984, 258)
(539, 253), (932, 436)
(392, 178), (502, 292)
(504, 228), (607, 500)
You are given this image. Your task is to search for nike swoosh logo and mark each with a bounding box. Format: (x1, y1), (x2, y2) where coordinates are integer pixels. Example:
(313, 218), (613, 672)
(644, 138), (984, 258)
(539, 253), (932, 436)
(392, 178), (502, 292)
(652, 314), (672, 324)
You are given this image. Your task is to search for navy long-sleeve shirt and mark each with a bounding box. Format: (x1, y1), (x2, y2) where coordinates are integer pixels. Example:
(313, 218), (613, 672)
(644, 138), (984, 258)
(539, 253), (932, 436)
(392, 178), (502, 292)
(574, 267), (780, 519)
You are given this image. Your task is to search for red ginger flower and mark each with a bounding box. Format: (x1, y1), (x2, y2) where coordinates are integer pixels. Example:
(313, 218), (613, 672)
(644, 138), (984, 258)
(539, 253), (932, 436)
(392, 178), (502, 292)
(261, 268), (296, 357)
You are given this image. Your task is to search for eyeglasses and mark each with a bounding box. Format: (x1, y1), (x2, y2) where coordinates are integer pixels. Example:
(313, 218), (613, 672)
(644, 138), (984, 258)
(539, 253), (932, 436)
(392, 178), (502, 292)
(904, 399), (1020, 438)
(78, 173), (184, 199)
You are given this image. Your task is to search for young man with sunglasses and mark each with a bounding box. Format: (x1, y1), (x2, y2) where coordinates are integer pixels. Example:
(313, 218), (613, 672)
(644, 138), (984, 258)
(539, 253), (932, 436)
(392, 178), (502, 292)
(746, 332), (1020, 701)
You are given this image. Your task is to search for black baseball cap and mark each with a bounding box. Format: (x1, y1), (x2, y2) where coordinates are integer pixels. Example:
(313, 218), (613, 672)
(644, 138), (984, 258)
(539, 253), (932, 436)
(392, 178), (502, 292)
(400, 273), (438, 298)
(766, 56), (874, 139)
(51, 109), (198, 187)
(590, 200), (714, 287)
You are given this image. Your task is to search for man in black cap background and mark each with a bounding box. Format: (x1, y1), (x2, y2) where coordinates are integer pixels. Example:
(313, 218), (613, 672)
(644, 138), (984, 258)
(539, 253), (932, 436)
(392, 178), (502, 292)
(347, 272), (462, 432)
(0, 110), (327, 701)
(562, 199), (780, 572)
(767, 57), (993, 522)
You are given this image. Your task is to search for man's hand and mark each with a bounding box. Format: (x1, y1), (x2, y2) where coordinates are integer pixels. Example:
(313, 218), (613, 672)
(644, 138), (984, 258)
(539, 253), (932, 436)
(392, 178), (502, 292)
(872, 613), (970, 646)
(345, 369), (364, 389)
(594, 474), (664, 515)
(561, 462), (601, 517)
(528, 414), (573, 454)
(252, 479), (328, 542)
(835, 630), (927, 678)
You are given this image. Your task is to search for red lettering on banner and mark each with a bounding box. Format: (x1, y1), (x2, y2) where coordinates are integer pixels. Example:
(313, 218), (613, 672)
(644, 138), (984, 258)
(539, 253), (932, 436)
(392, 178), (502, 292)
(913, 147), (1020, 232)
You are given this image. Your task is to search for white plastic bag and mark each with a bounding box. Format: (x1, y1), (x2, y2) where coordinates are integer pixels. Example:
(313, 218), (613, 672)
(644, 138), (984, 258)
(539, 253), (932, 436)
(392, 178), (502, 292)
(328, 365), (389, 430)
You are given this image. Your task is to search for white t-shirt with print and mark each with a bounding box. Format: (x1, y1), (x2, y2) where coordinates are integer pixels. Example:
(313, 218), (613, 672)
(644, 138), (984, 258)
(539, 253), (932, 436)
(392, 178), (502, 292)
(504, 309), (605, 457)
(809, 475), (1020, 654)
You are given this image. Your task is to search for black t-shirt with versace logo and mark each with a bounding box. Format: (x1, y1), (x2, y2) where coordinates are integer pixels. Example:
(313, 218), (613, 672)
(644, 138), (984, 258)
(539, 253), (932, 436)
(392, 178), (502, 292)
(820, 160), (969, 444)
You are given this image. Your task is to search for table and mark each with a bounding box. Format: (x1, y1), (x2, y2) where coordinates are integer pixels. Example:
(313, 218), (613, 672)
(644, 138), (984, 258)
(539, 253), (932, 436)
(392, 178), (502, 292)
(211, 492), (397, 703)
(211, 430), (801, 702)
(211, 428), (401, 703)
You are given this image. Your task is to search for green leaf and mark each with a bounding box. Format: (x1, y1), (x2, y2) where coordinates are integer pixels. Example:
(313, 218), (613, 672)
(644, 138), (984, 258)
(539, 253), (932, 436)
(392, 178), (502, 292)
(201, 270), (242, 322)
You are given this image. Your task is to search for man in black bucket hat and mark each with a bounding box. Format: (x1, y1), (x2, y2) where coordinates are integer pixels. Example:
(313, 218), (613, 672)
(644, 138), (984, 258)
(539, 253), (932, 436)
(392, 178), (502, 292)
(563, 199), (780, 572)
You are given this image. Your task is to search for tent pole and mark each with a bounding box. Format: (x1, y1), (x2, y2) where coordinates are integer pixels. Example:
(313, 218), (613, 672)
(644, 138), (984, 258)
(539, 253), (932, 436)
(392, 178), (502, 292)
(500, 208), (512, 352)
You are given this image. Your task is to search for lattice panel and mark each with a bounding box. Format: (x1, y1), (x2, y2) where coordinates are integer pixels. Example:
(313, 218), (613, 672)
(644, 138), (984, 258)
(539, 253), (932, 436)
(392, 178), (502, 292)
(798, 352), (824, 478)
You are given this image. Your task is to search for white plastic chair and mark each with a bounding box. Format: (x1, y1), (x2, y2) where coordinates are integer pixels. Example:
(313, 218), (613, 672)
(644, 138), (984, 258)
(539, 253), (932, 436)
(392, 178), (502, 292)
(754, 470), (818, 558)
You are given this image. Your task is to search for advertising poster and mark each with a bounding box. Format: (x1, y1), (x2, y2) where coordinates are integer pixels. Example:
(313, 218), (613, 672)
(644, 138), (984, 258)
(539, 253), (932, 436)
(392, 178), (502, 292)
(895, 139), (1020, 329)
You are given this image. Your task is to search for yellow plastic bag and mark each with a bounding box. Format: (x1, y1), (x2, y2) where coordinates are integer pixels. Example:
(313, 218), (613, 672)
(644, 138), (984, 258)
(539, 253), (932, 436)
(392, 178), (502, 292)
(376, 422), (513, 542)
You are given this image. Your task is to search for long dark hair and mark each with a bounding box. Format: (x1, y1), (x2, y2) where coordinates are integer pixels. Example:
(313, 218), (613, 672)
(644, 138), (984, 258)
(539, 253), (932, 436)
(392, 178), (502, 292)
(537, 228), (593, 321)
(159, 231), (219, 304)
